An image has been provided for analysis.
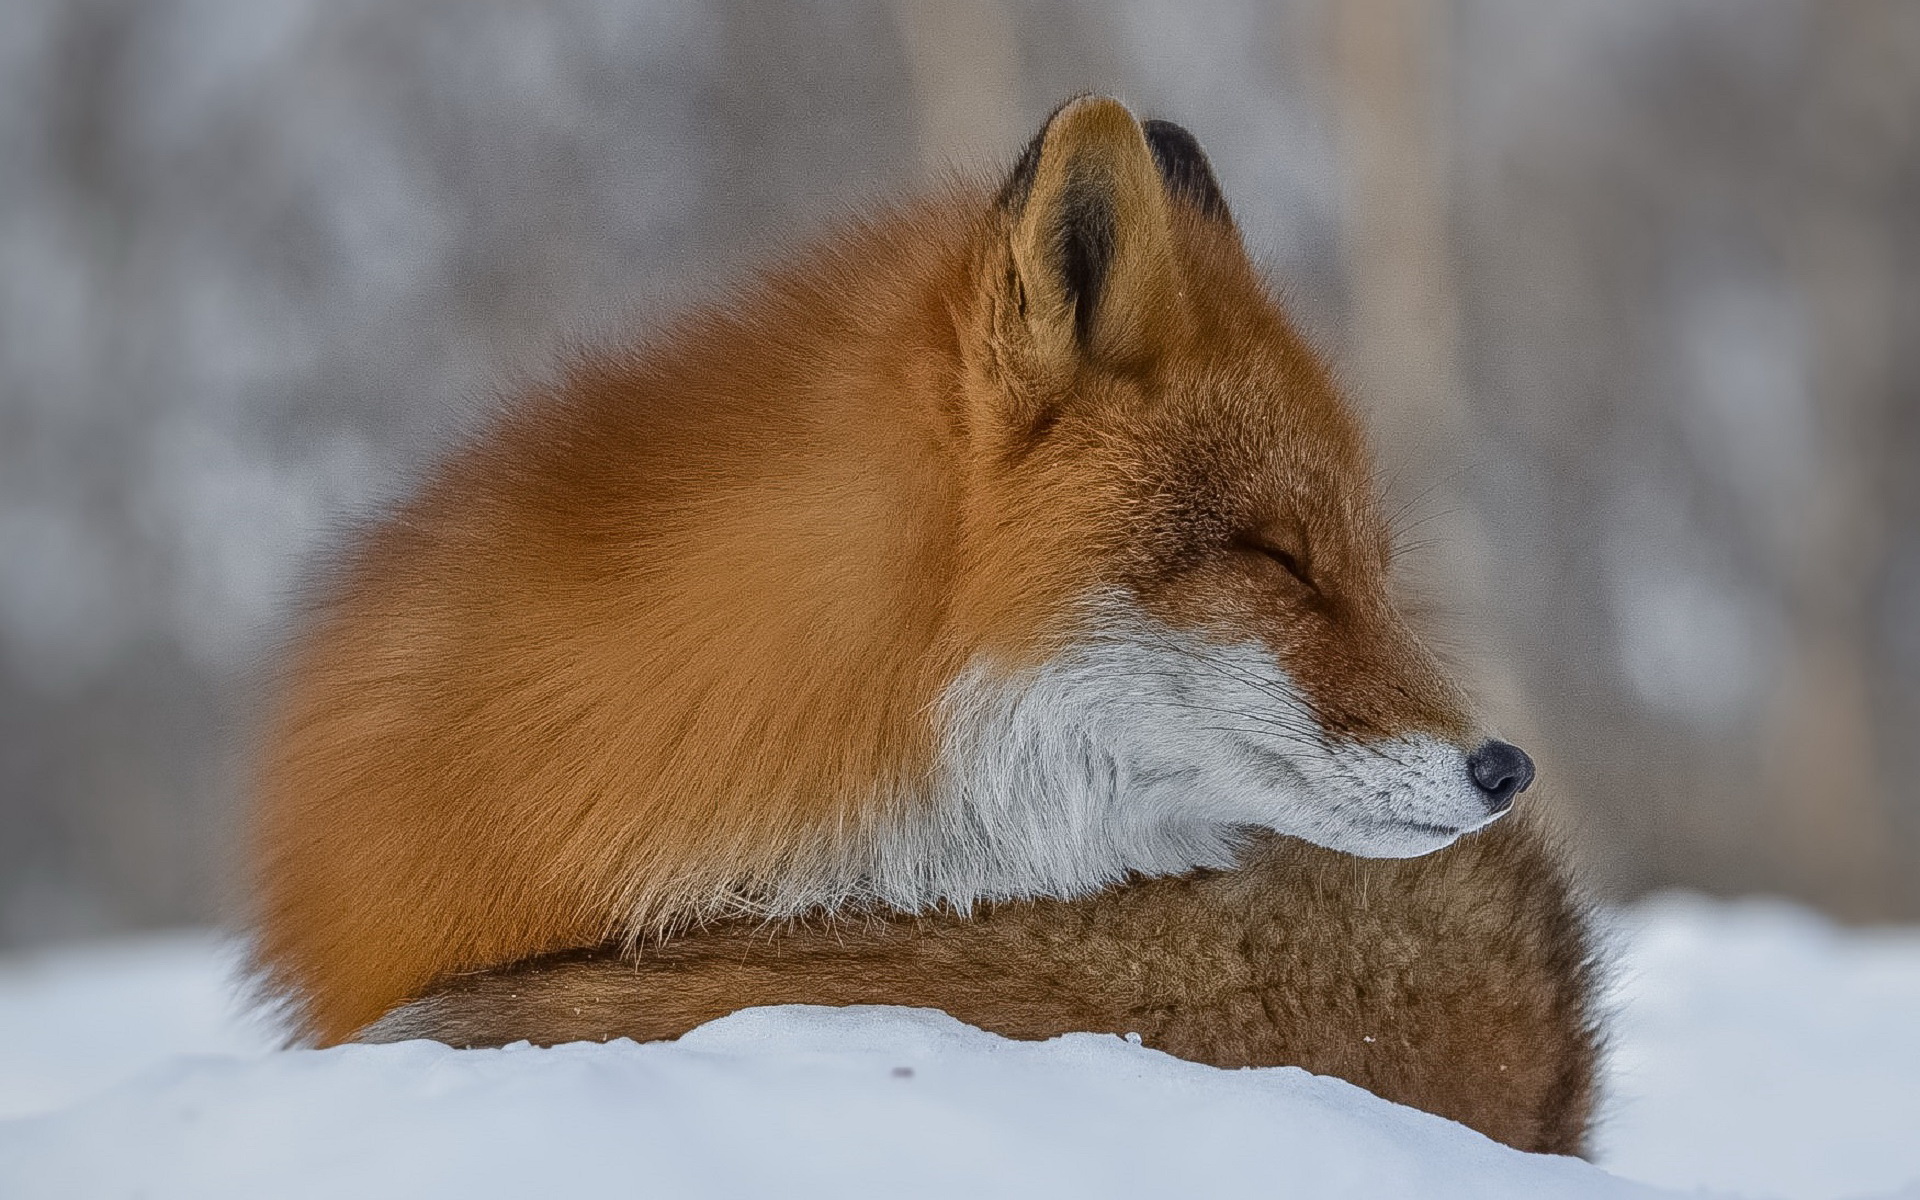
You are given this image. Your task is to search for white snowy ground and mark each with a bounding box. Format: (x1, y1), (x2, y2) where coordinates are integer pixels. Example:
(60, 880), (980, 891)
(0, 897), (1917, 1199)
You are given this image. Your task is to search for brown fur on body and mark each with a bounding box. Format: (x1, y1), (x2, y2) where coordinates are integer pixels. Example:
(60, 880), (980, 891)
(362, 822), (1600, 1157)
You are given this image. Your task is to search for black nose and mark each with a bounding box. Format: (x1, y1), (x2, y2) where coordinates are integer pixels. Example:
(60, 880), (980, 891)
(1466, 741), (1535, 814)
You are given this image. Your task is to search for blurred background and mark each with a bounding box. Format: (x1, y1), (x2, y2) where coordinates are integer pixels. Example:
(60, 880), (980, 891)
(1, 0), (1915, 949)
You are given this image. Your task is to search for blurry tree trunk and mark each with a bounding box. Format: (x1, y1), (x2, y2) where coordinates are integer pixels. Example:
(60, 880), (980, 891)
(1763, 1), (1906, 918)
(1333, 0), (1461, 453)
(1331, 0), (1540, 757)
(889, 0), (1023, 176)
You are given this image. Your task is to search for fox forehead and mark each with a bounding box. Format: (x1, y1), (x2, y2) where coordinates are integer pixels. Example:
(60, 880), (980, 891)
(1028, 345), (1388, 582)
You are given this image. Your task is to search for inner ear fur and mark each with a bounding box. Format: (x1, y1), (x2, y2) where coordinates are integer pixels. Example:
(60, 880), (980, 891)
(995, 97), (1188, 378)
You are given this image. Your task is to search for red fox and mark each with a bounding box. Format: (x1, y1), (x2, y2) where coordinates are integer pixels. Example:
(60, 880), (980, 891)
(253, 96), (1596, 1149)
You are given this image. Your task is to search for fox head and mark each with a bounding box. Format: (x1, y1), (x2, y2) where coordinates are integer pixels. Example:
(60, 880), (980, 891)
(875, 97), (1534, 907)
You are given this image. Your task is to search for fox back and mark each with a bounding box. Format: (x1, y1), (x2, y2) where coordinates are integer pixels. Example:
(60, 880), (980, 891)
(254, 98), (1542, 1045)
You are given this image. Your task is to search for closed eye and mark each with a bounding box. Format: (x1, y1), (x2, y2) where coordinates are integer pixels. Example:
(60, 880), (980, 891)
(1233, 533), (1316, 592)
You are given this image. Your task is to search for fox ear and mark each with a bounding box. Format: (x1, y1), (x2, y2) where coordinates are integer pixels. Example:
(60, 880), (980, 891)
(1141, 119), (1231, 223)
(992, 97), (1185, 374)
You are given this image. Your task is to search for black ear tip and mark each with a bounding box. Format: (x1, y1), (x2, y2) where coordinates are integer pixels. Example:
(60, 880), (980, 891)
(1140, 118), (1199, 147)
(1141, 119), (1230, 221)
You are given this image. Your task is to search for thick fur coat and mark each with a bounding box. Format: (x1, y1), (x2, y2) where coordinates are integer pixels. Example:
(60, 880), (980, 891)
(252, 97), (1599, 1153)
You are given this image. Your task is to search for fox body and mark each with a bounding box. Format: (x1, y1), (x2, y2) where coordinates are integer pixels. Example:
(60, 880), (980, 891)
(254, 95), (1592, 1140)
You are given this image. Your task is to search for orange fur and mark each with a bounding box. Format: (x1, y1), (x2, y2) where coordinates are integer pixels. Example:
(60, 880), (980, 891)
(252, 99), (1572, 1054)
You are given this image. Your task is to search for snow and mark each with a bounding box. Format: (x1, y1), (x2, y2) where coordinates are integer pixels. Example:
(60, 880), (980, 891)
(0, 897), (1916, 1199)
(1596, 895), (1920, 1199)
(0, 932), (277, 1121)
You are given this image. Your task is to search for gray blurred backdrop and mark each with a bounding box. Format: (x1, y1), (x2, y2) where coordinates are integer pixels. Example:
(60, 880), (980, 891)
(3, 0), (1917, 945)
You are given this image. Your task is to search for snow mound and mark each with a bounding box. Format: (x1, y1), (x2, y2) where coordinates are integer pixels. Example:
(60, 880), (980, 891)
(0, 1003), (1661, 1200)
(1597, 895), (1920, 1199)
(4, 896), (1920, 1199)
(0, 931), (276, 1120)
